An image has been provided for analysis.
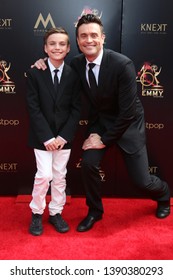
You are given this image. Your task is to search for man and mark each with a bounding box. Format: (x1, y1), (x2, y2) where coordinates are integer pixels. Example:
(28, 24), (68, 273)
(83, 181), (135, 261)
(26, 27), (81, 235)
(34, 14), (170, 232)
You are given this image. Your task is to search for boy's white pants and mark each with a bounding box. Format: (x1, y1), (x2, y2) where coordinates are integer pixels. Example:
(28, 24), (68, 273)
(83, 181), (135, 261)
(29, 148), (71, 216)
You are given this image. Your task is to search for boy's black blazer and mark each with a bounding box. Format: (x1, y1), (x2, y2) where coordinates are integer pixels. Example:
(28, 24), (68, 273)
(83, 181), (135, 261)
(26, 62), (81, 150)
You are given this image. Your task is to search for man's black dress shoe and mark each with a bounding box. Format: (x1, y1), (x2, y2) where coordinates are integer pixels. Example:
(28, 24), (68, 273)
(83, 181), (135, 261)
(77, 214), (102, 232)
(156, 201), (170, 219)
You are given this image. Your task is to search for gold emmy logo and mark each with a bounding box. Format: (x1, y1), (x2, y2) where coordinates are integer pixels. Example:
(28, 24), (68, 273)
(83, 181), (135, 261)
(136, 62), (164, 98)
(74, 7), (102, 27)
(0, 60), (16, 94)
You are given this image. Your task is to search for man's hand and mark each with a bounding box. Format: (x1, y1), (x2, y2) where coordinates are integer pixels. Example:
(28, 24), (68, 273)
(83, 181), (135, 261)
(82, 133), (106, 150)
(31, 58), (47, 70)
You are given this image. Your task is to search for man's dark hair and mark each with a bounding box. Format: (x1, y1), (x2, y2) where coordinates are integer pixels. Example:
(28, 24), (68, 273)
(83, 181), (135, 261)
(76, 14), (104, 37)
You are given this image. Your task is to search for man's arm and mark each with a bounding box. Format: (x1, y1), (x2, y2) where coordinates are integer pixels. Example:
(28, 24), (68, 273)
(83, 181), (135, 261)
(31, 57), (47, 70)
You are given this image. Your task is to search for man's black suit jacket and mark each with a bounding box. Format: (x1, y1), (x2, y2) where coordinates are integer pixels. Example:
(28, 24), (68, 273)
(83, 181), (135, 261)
(71, 48), (146, 154)
(26, 62), (81, 150)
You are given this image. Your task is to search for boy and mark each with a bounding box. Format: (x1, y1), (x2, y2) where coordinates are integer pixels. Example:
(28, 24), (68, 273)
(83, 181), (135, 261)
(26, 27), (81, 235)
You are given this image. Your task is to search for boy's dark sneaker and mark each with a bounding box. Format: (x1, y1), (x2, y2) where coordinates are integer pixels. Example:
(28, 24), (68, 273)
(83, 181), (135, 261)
(49, 213), (69, 233)
(29, 213), (43, 236)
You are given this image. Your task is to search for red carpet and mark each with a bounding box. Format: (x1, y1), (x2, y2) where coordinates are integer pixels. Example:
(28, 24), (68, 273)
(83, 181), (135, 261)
(0, 196), (173, 260)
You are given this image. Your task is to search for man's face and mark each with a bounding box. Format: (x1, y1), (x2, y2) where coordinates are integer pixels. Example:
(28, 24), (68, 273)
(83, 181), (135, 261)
(77, 23), (105, 61)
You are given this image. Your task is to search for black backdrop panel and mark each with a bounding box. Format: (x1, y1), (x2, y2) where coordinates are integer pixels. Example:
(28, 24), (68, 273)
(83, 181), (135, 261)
(0, 0), (123, 195)
(0, 0), (172, 197)
(121, 0), (173, 196)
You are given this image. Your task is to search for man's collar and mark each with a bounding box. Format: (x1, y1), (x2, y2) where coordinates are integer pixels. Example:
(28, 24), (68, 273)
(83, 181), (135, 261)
(86, 48), (103, 66)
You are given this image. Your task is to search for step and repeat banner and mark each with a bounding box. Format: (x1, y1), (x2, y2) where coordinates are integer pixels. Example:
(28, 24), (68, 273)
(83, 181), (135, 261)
(121, 0), (173, 196)
(0, 0), (172, 197)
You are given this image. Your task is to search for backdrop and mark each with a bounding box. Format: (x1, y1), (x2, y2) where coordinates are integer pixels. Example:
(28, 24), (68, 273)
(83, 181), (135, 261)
(0, 0), (172, 197)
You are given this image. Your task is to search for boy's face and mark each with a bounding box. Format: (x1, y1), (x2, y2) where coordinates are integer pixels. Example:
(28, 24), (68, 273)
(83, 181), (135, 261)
(44, 33), (70, 66)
